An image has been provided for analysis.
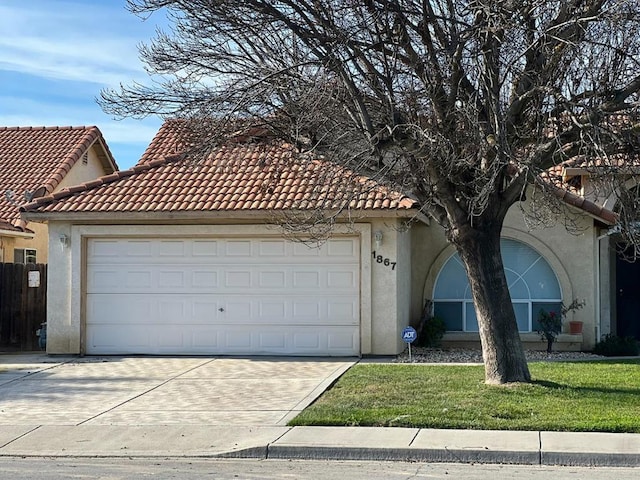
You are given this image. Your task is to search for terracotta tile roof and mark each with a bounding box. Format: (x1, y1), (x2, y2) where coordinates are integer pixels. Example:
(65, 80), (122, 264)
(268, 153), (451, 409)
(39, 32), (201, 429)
(0, 126), (117, 229)
(22, 131), (417, 216)
(19, 121), (619, 225)
(541, 156), (629, 225)
(536, 166), (616, 225)
(0, 219), (23, 232)
(551, 186), (617, 225)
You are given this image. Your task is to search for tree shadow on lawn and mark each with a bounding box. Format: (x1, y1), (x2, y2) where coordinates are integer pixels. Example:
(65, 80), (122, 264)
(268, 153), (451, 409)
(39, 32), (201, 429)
(532, 379), (640, 396)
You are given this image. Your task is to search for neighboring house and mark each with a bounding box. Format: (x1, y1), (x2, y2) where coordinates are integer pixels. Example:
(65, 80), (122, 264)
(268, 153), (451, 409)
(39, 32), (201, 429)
(0, 126), (118, 264)
(21, 122), (634, 356)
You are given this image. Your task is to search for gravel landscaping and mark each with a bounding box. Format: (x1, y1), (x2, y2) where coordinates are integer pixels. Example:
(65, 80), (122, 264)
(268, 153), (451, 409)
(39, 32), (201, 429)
(394, 347), (606, 363)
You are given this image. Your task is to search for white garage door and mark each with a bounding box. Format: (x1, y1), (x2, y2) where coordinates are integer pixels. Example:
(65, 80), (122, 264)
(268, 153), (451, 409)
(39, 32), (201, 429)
(85, 236), (360, 355)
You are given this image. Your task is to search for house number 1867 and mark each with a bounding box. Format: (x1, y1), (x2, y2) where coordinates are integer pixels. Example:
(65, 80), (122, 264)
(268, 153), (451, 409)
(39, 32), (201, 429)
(371, 251), (397, 270)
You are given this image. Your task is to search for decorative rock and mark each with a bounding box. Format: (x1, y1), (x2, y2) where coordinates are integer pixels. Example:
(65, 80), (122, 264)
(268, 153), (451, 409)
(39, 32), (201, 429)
(394, 348), (604, 364)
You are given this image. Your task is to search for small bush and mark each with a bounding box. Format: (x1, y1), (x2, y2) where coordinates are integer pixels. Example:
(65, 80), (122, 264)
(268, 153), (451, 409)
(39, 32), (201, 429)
(593, 334), (639, 357)
(537, 299), (585, 353)
(538, 310), (562, 353)
(418, 316), (447, 348)
(416, 300), (447, 348)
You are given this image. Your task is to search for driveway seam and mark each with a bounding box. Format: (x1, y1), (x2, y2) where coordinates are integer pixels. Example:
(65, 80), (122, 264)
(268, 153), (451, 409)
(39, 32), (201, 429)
(75, 358), (217, 426)
(0, 359), (74, 387)
(0, 425), (41, 450)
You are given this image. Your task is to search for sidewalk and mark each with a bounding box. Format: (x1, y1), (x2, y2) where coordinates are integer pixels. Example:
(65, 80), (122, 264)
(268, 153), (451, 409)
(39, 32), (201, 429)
(1, 354), (639, 466)
(1, 424), (639, 467)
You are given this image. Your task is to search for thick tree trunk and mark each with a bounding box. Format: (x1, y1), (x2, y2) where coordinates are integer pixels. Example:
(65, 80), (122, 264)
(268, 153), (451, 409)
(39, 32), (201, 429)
(454, 226), (531, 385)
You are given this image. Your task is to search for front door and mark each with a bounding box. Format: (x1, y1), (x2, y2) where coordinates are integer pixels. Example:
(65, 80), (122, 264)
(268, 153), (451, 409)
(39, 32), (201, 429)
(616, 250), (640, 341)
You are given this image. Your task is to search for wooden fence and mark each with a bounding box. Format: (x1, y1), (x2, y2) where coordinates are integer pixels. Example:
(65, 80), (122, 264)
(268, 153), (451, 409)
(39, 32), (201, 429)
(0, 263), (47, 351)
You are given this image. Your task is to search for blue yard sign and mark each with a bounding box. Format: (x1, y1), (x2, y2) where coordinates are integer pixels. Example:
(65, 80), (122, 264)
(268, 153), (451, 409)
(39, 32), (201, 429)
(402, 326), (417, 344)
(401, 326), (418, 362)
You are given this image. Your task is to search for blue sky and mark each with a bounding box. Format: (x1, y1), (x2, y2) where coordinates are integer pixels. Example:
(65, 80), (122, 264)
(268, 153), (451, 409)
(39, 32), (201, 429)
(0, 0), (168, 169)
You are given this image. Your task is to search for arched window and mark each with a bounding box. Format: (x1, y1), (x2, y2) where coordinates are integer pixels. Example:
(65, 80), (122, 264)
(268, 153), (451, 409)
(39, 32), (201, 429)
(433, 239), (562, 332)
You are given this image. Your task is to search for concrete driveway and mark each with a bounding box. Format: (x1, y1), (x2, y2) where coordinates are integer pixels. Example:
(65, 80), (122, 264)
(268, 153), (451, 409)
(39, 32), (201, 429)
(0, 354), (354, 427)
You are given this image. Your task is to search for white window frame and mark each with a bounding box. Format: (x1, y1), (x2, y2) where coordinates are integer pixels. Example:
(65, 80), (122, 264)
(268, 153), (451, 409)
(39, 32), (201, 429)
(433, 239), (562, 333)
(14, 248), (37, 264)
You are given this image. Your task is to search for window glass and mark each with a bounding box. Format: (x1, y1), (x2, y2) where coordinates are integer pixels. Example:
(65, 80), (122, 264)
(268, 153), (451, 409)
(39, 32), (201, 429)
(465, 303), (479, 332)
(25, 249), (37, 264)
(513, 302), (530, 332)
(506, 273), (530, 299)
(433, 258), (469, 299)
(13, 249), (37, 264)
(434, 302), (463, 331)
(523, 260), (562, 299)
(433, 240), (561, 332)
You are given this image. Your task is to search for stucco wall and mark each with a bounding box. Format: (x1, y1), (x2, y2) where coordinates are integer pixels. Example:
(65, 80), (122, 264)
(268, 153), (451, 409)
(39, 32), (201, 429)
(56, 145), (111, 191)
(410, 199), (598, 349)
(45, 222), (76, 353)
(0, 236), (16, 263)
(367, 218), (413, 354)
(12, 222), (46, 263)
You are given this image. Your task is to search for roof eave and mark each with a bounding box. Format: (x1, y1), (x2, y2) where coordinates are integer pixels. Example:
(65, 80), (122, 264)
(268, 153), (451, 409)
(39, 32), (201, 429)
(553, 188), (617, 226)
(94, 135), (119, 173)
(0, 228), (35, 239)
(22, 207), (422, 224)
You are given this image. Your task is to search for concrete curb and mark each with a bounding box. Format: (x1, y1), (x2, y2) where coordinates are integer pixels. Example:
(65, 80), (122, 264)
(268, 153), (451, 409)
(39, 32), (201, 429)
(218, 444), (640, 467)
(264, 445), (541, 464)
(215, 427), (640, 467)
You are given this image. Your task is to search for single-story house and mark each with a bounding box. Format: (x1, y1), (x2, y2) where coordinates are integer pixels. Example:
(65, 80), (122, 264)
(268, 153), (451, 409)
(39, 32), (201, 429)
(0, 126), (118, 264)
(21, 122), (636, 356)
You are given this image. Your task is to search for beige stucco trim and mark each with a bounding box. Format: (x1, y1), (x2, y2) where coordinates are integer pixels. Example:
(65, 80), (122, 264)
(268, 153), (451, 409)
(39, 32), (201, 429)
(0, 229), (34, 238)
(422, 227), (574, 313)
(57, 223), (374, 356)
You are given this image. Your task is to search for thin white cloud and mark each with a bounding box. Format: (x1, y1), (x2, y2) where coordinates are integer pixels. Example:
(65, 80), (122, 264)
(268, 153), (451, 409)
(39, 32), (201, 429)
(0, 108), (160, 144)
(0, 0), (168, 168)
(0, 1), (162, 86)
(0, 95), (161, 168)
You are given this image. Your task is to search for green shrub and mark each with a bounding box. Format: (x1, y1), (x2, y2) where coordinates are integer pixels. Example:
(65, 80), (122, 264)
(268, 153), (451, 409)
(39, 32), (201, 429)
(416, 300), (447, 348)
(593, 334), (639, 357)
(418, 316), (447, 347)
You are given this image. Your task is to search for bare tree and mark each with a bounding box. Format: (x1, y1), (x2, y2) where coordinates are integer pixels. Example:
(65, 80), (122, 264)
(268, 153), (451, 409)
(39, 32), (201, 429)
(101, 0), (640, 384)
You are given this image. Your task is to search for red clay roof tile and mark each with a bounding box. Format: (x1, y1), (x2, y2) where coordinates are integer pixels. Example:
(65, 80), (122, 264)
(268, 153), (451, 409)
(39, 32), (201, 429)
(0, 126), (117, 228)
(20, 121), (616, 224)
(22, 122), (417, 216)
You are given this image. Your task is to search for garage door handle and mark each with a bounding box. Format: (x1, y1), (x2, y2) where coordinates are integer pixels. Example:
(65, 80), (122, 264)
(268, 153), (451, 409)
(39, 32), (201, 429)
(218, 307), (225, 312)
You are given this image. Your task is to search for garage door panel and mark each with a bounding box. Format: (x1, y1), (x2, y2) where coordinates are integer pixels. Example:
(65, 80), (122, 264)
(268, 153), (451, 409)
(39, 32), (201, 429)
(86, 324), (152, 352)
(86, 323), (358, 355)
(88, 238), (359, 265)
(328, 330), (359, 350)
(192, 329), (220, 348)
(88, 293), (356, 326)
(87, 264), (359, 294)
(157, 300), (186, 322)
(258, 239), (286, 256)
(327, 238), (358, 256)
(88, 265), (221, 293)
(158, 327), (186, 348)
(87, 295), (153, 324)
(86, 236), (360, 356)
(88, 265), (358, 294)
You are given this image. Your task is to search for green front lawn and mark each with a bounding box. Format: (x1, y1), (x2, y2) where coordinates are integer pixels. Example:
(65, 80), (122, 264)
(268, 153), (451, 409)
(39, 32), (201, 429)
(290, 360), (640, 432)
